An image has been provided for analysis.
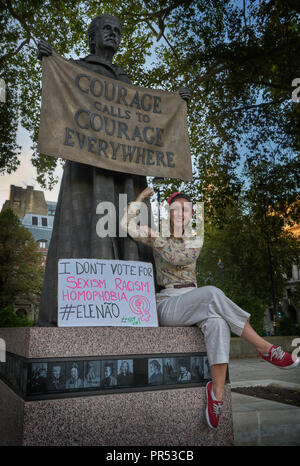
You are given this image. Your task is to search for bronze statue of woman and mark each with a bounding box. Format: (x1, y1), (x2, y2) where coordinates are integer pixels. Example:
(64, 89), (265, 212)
(37, 15), (156, 326)
(37, 14), (190, 326)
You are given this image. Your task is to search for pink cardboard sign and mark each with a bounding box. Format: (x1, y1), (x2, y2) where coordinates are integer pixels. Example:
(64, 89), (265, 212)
(58, 259), (158, 327)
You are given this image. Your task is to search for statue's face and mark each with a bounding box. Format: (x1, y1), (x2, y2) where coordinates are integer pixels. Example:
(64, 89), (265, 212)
(105, 366), (112, 377)
(180, 366), (187, 375)
(94, 18), (121, 54)
(52, 366), (61, 379)
(150, 363), (155, 374)
(121, 361), (128, 374)
(71, 367), (78, 379)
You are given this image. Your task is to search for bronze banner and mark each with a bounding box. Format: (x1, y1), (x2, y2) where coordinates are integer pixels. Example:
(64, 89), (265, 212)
(38, 52), (192, 181)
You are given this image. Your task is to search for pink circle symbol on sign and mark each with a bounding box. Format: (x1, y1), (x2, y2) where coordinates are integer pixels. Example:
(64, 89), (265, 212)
(129, 295), (151, 322)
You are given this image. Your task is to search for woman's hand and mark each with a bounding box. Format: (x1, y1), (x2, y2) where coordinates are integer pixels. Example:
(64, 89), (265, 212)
(136, 187), (155, 202)
(139, 225), (159, 238)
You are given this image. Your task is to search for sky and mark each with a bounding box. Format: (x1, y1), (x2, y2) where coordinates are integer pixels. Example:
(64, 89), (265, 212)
(0, 124), (63, 209)
(0, 11), (246, 211)
(0, 28), (161, 210)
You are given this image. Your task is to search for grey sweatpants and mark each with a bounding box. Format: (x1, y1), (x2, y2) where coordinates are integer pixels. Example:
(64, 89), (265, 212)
(156, 285), (251, 365)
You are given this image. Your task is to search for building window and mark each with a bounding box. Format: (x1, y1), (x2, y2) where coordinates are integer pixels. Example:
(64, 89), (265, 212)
(39, 240), (47, 249)
(32, 216), (38, 225)
(16, 308), (27, 318)
(42, 217), (48, 227)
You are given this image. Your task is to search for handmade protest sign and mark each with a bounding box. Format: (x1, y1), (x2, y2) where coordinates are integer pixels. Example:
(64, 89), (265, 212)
(58, 258), (158, 327)
(38, 52), (192, 181)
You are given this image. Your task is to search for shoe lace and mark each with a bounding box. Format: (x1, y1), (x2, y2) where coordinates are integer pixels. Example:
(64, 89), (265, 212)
(213, 402), (223, 416)
(270, 346), (285, 361)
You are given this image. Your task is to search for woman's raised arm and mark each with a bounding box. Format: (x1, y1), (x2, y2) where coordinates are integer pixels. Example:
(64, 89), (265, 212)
(120, 187), (166, 249)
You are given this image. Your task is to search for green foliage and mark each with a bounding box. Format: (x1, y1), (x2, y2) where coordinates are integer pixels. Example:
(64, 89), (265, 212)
(1, 0), (299, 220)
(0, 305), (33, 328)
(276, 315), (300, 336)
(1, 1), (299, 326)
(228, 294), (265, 337)
(197, 205), (299, 302)
(0, 60), (21, 174)
(196, 200), (300, 333)
(291, 281), (300, 309)
(0, 207), (44, 309)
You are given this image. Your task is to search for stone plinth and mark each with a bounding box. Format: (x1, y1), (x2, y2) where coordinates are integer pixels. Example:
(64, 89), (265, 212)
(0, 327), (234, 446)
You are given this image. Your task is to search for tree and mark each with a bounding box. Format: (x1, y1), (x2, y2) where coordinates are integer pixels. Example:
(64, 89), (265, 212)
(1, 1), (299, 333)
(0, 0), (154, 187)
(0, 305), (33, 327)
(0, 0), (299, 220)
(196, 200), (300, 333)
(0, 207), (44, 310)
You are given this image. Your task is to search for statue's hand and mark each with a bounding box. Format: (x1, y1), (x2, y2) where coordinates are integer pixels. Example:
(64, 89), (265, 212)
(37, 37), (53, 61)
(178, 87), (191, 102)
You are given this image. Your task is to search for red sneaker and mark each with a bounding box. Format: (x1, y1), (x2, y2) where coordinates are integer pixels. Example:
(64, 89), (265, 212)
(205, 381), (223, 430)
(259, 345), (299, 369)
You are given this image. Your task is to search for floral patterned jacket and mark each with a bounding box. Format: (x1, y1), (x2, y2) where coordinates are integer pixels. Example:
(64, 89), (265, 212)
(120, 201), (203, 302)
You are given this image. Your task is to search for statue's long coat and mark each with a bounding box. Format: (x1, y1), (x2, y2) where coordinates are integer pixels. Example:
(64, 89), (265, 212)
(38, 54), (155, 326)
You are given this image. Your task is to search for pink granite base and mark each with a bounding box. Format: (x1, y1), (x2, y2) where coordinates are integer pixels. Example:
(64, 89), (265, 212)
(1, 380), (233, 446)
(0, 327), (234, 446)
(0, 380), (24, 445)
(0, 326), (207, 358)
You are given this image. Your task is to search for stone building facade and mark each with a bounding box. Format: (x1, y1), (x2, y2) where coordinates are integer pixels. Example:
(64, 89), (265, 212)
(2, 185), (56, 321)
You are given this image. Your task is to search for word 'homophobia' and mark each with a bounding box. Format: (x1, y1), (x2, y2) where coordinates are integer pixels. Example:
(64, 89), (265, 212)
(61, 290), (128, 302)
(61, 277), (150, 302)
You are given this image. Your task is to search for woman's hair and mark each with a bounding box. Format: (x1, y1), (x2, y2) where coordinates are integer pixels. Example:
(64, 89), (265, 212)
(88, 14), (122, 54)
(150, 360), (161, 371)
(167, 192), (192, 206)
(167, 192), (193, 221)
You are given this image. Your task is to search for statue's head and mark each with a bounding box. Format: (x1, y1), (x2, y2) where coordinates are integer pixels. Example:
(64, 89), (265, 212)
(88, 14), (122, 55)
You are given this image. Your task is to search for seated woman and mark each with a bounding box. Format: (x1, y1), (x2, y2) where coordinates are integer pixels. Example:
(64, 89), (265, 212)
(120, 187), (299, 430)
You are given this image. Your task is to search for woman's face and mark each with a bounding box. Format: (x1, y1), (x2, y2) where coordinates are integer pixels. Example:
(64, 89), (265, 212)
(170, 198), (193, 234)
(150, 362), (158, 374)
